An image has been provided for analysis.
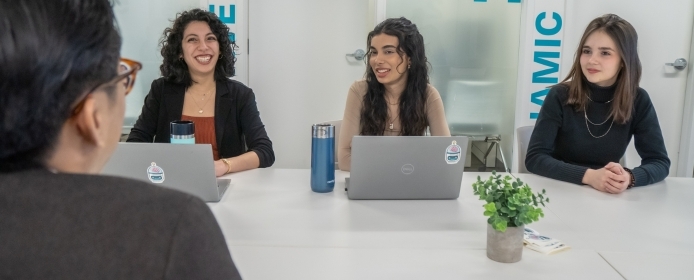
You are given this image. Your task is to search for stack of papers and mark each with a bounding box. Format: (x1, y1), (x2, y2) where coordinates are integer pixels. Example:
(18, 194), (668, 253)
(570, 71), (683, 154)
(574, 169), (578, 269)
(523, 227), (571, 255)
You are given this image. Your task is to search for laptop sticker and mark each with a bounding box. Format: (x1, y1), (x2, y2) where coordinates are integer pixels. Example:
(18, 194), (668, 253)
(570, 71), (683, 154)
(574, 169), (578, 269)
(147, 162), (165, 183)
(401, 164), (415, 175)
(445, 141), (462, 164)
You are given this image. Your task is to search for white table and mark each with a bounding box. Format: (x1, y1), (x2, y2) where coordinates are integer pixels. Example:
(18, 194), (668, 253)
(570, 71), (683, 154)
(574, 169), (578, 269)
(210, 169), (694, 279)
(512, 174), (694, 280)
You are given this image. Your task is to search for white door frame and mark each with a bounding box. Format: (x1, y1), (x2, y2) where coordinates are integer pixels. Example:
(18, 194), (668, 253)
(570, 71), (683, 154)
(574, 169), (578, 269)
(374, 0), (386, 24)
(676, 20), (694, 177)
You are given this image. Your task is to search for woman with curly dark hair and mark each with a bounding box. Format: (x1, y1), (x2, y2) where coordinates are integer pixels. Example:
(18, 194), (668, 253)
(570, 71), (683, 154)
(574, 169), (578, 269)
(128, 8), (274, 176)
(337, 17), (450, 171)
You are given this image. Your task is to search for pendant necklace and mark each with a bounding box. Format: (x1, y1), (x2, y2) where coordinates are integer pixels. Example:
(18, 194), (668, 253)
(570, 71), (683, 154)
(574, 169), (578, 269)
(386, 96), (399, 130)
(388, 114), (398, 131)
(188, 89), (213, 114)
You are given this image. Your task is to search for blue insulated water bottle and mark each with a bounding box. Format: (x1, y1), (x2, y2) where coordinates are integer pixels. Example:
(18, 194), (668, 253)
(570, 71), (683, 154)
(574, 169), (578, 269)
(311, 124), (335, 193)
(170, 120), (195, 144)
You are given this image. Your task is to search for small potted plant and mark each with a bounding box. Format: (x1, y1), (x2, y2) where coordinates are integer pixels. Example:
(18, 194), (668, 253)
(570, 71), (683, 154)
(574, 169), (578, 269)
(472, 171), (549, 263)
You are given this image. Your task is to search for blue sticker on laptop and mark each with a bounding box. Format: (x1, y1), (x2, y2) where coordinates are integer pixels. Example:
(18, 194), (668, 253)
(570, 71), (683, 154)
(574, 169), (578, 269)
(445, 141), (462, 164)
(147, 162), (165, 183)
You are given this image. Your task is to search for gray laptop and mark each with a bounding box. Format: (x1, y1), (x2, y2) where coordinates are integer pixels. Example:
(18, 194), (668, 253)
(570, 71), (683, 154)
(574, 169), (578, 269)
(347, 136), (469, 200)
(101, 143), (230, 202)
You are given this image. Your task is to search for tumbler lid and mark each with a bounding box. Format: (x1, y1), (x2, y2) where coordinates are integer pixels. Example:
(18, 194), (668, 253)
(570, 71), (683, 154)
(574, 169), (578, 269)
(312, 123), (334, 138)
(171, 120), (195, 135)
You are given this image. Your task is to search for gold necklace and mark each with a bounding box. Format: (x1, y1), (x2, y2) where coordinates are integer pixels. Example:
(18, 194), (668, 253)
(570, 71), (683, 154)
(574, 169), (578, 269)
(187, 89), (213, 114)
(388, 113), (399, 131)
(586, 94), (614, 104)
(384, 90), (401, 105)
(583, 106), (613, 138)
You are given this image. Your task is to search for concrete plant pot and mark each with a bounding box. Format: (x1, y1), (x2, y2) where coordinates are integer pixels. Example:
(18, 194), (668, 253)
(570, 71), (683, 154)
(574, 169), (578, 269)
(486, 224), (524, 263)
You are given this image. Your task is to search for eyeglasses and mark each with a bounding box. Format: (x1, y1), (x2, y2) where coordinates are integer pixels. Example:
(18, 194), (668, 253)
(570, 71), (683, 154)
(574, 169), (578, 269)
(71, 58), (143, 115)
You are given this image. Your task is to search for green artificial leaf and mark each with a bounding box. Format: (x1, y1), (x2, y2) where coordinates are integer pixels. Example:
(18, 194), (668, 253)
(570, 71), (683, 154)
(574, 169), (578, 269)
(483, 203), (497, 216)
(494, 202), (502, 210)
(493, 219), (507, 232)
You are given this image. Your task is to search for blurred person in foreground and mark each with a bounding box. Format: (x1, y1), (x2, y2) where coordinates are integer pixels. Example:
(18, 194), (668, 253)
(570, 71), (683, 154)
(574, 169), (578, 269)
(0, 0), (242, 278)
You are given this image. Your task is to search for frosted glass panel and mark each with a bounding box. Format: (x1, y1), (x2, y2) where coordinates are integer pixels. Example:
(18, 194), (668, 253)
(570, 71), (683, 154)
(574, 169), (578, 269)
(114, 0), (201, 129)
(385, 0), (522, 161)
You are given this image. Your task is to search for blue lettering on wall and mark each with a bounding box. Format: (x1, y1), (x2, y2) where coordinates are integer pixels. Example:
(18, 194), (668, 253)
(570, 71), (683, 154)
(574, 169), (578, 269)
(535, 39), (560, 47)
(532, 52), (560, 84)
(535, 12), (562, 36)
(209, 5), (236, 24)
(529, 88), (550, 119)
(530, 12), (562, 119)
(209, 5), (236, 43)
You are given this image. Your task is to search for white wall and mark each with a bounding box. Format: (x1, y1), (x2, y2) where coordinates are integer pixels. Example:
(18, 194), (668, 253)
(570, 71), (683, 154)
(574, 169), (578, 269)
(249, 0), (370, 168)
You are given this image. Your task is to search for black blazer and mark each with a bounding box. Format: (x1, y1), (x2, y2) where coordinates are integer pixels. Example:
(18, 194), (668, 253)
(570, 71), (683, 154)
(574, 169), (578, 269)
(0, 169), (242, 279)
(127, 78), (274, 168)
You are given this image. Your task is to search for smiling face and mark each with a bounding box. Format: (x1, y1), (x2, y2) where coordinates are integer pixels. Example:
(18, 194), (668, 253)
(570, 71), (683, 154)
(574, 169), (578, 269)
(580, 30), (622, 87)
(369, 34), (410, 88)
(181, 21), (219, 78)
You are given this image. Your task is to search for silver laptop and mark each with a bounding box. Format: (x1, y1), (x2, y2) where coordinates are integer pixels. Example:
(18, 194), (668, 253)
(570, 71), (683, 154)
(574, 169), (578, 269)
(101, 143), (230, 202)
(347, 136), (469, 200)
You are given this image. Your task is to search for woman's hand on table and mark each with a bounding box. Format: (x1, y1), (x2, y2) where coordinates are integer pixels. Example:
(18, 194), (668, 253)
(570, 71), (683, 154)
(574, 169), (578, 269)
(583, 163), (629, 194)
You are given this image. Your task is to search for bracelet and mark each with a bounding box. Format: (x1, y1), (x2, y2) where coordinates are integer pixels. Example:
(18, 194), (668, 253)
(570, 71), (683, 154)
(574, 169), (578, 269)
(221, 158), (232, 174)
(623, 167), (636, 189)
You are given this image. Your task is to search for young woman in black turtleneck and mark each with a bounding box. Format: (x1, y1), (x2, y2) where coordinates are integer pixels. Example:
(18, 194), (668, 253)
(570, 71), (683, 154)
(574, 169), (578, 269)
(525, 14), (670, 193)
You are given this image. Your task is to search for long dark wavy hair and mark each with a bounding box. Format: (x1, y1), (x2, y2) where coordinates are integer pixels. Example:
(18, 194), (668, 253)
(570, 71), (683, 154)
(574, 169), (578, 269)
(561, 14), (640, 124)
(159, 9), (237, 86)
(360, 17), (430, 136)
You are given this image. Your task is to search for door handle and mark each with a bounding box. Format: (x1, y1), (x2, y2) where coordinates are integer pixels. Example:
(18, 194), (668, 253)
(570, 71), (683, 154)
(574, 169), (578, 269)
(346, 49), (366, 61)
(666, 58), (687, 70)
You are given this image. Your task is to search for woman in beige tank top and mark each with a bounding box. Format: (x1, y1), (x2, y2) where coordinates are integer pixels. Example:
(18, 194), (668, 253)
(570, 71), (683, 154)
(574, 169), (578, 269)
(338, 17), (451, 171)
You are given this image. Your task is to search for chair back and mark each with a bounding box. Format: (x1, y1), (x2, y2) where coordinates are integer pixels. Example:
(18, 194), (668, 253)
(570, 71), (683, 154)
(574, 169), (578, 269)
(516, 125), (534, 173)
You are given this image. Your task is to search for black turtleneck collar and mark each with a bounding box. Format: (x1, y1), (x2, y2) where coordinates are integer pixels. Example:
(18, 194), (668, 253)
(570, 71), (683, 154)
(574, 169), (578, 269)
(586, 81), (617, 103)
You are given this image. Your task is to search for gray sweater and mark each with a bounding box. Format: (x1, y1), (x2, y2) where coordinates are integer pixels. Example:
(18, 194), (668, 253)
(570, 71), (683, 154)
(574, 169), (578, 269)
(0, 169), (242, 279)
